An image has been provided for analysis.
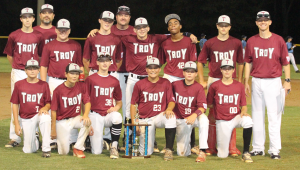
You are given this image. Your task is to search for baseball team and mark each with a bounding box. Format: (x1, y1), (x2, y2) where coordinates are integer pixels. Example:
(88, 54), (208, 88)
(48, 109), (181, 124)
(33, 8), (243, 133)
(4, 4), (291, 163)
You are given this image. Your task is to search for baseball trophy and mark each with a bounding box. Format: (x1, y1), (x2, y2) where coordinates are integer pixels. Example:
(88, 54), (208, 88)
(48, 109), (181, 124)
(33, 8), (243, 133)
(123, 104), (150, 159)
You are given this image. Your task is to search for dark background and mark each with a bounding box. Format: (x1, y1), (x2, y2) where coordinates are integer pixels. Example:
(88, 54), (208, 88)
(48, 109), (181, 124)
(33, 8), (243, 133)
(1, 0), (300, 62)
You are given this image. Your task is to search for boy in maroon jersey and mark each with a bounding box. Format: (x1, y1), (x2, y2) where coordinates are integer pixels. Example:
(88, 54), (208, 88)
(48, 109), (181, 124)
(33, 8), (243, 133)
(50, 63), (91, 158)
(172, 61), (208, 162)
(4, 7), (45, 148)
(197, 15), (244, 156)
(85, 52), (123, 159)
(131, 58), (176, 161)
(207, 59), (253, 163)
(10, 59), (51, 157)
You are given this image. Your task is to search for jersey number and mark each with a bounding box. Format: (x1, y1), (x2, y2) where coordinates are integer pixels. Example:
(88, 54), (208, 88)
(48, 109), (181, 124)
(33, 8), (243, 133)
(229, 107), (237, 114)
(36, 106), (39, 112)
(76, 106), (80, 113)
(153, 104), (161, 111)
(177, 62), (184, 69)
(185, 108), (191, 114)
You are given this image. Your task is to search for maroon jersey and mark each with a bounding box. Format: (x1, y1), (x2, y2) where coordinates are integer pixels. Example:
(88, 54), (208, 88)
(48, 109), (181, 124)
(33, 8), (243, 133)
(33, 26), (56, 44)
(122, 34), (168, 75)
(131, 78), (175, 118)
(244, 33), (289, 78)
(160, 37), (197, 78)
(198, 36), (243, 78)
(85, 74), (122, 116)
(207, 80), (246, 121)
(40, 39), (83, 79)
(3, 29), (45, 70)
(83, 32), (123, 71)
(51, 82), (90, 120)
(10, 79), (51, 119)
(172, 80), (207, 119)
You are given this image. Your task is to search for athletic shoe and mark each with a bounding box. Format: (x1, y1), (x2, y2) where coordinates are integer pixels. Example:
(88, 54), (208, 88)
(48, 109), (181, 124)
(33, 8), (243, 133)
(84, 136), (91, 152)
(50, 142), (57, 149)
(153, 147), (160, 153)
(73, 148), (85, 158)
(120, 144), (131, 152)
(195, 151), (206, 162)
(160, 147), (166, 154)
(110, 147), (119, 159)
(191, 146), (200, 155)
(164, 149), (173, 161)
(70, 142), (76, 149)
(103, 140), (110, 150)
(42, 151), (51, 158)
(205, 148), (217, 156)
(250, 150), (265, 156)
(229, 149), (239, 157)
(242, 152), (253, 163)
(270, 153), (281, 159)
(296, 70), (300, 73)
(5, 140), (19, 148)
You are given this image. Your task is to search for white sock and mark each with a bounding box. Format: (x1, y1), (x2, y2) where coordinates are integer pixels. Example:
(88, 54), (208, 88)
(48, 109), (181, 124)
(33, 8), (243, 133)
(112, 141), (118, 148)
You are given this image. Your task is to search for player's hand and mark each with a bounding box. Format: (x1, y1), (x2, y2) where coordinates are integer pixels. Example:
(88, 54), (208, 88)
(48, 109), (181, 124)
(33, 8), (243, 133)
(245, 83), (251, 97)
(190, 34), (198, 44)
(163, 109), (175, 119)
(185, 113), (197, 125)
(87, 29), (99, 38)
(241, 112), (251, 118)
(136, 126), (141, 136)
(80, 115), (91, 127)
(51, 131), (57, 139)
(38, 107), (49, 115)
(200, 81), (207, 89)
(15, 124), (22, 136)
(89, 126), (94, 136)
(107, 107), (118, 113)
(283, 81), (291, 95)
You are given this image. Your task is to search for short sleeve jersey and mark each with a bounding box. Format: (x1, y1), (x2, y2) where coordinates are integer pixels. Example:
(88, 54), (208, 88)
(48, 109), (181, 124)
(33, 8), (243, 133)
(83, 33), (123, 71)
(33, 26), (56, 44)
(85, 74), (122, 116)
(40, 39), (83, 79)
(244, 33), (289, 78)
(172, 80), (207, 119)
(207, 80), (246, 121)
(10, 79), (51, 119)
(3, 29), (45, 70)
(51, 82), (90, 120)
(198, 36), (244, 78)
(199, 38), (207, 49)
(160, 36), (197, 78)
(131, 77), (175, 118)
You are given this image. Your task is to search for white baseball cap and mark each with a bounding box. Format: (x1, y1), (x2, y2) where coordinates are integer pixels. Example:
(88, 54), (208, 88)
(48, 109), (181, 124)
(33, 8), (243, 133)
(66, 63), (82, 73)
(146, 58), (160, 67)
(165, 14), (181, 24)
(217, 15), (231, 25)
(25, 59), (39, 69)
(20, 7), (35, 16)
(100, 11), (115, 20)
(41, 4), (54, 12)
(256, 11), (270, 20)
(183, 61), (197, 71)
(221, 59), (234, 68)
(97, 51), (112, 61)
(135, 17), (148, 26)
(57, 19), (70, 29)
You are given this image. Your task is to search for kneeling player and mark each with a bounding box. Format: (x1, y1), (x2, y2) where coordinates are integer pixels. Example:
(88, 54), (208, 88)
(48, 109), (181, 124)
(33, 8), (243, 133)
(85, 52), (122, 159)
(10, 59), (51, 157)
(131, 58), (176, 161)
(172, 61), (209, 162)
(207, 60), (253, 163)
(51, 63), (91, 158)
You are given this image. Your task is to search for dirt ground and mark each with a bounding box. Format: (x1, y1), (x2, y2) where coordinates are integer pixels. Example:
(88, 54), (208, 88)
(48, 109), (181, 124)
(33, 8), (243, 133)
(0, 72), (299, 120)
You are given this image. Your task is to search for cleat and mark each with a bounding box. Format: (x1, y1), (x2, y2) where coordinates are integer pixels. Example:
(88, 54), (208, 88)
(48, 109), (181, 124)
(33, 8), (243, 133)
(84, 136), (91, 152)
(229, 149), (239, 157)
(242, 152), (253, 163)
(270, 153), (281, 159)
(110, 147), (119, 159)
(70, 142), (76, 150)
(164, 149), (173, 161)
(42, 151), (51, 158)
(205, 148), (217, 156)
(5, 140), (19, 148)
(160, 147), (166, 154)
(296, 70), (300, 73)
(153, 147), (160, 153)
(73, 148), (85, 158)
(196, 151), (206, 162)
(103, 140), (110, 150)
(250, 150), (265, 156)
(50, 142), (57, 149)
(191, 146), (200, 155)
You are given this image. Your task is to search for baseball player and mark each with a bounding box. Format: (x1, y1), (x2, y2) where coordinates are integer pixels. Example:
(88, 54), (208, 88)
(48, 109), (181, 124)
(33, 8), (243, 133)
(172, 61), (208, 162)
(131, 58), (176, 161)
(4, 7), (45, 148)
(286, 36), (300, 73)
(207, 59), (253, 163)
(50, 63), (91, 158)
(10, 59), (51, 157)
(197, 15), (244, 156)
(85, 52), (123, 159)
(244, 11), (291, 159)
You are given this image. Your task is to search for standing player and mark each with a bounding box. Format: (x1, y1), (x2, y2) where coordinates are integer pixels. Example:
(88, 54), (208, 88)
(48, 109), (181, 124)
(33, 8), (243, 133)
(286, 36), (300, 73)
(172, 61), (208, 162)
(199, 33), (207, 51)
(197, 15), (244, 156)
(50, 63), (91, 158)
(85, 52), (123, 159)
(131, 58), (176, 161)
(207, 59), (253, 163)
(241, 35), (247, 60)
(244, 11), (291, 159)
(11, 59), (51, 157)
(4, 7), (45, 147)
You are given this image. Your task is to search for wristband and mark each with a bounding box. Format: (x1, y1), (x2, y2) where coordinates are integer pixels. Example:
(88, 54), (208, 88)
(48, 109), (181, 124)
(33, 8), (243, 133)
(79, 74), (85, 82)
(194, 109), (202, 116)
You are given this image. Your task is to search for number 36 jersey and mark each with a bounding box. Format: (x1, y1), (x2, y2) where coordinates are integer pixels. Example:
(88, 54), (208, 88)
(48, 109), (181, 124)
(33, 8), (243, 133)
(131, 77), (175, 118)
(207, 80), (246, 121)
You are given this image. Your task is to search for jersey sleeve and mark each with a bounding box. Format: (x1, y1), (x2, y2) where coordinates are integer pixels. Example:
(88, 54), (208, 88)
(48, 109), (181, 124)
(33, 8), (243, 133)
(44, 83), (51, 104)
(189, 43), (197, 61)
(10, 83), (20, 104)
(115, 38), (123, 61)
(38, 36), (45, 57)
(244, 41), (252, 63)
(280, 39), (290, 65)
(158, 45), (166, 64)
(166, 81), (175, 104)
(196, 86), (207, 111)
(236, 41), (244, 63)
(131, 83), (140, 105)
(76, 43), (84, 67)
(83, 38), (91, 60)
(40, 44), (50, 67)
(81, 83), (90, 104)
(3, 34), (15, 56)
(156, 34), (169, 44)
(113, 81), (122, 101)
(239, 84), (247, 106)
(206, 83), (215, 105)
(50, 88), (59, 111)
(84, 77), (92, 95)
(198, 42), (209, 63)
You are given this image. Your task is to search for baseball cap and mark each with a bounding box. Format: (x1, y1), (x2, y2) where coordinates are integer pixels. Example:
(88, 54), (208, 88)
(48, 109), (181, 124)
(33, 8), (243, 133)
(256, 11), (270, 20)
(41, 4), (54, 13)
(97, 51), (112, 61)
(57, 19), (70, 29)
(287, 36), (293, 39)
(241, 35), (247, 39)
(146, 58), (160, 67)
(165, 14), (181, 24)
(65, 63), (83, 73)
(117, 5), (130, 15)
(201, 33), (206, 37)
(20, 7), (35, 16)
(183, 61), (197, 71)
(217, 15), (231, 25)
(100, 11), (115, 21)
(135, 17), (148, 26)
(25, 59), (39, 69)
(221, 59), (234, 68)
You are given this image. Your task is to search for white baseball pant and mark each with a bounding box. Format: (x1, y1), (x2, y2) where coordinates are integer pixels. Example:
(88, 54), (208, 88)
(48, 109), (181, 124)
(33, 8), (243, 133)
(288, 53), (299, 71)
(88, 111), (122, 154)
(243, 49), (245, 60)
(176, 114), (209, 156)
(163, 73), (184, 83)
(207, 76), (221, 90)
(56, 115), (90, 154)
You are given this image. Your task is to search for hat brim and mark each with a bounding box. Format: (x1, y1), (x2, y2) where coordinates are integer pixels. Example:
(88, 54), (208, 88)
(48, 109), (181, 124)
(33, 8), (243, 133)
(134, 24), (148, 27)
(256, 17), (270, 21)
(68, 70), (83, 73)
(216, 22), (231, 25)
(220, 65), (234, 68)
(183, 68), (197, 72)
(146, 64), (161, 68)
(117, 11), (130, 15)
(20, 13), (35, 17)
(41, 8), (54, 13)
(25, 65), (40, 69)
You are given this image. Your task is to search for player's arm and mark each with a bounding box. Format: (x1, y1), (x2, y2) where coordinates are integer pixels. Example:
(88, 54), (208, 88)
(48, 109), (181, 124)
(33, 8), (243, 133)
(130, 104), (137, 123)
(83, 58), (90, 73)
(185, 107), (206, 125)
(40, 66), (48, 81)
(107, 100), (122, 113)
(197, 62), (207, 88)
(80, 102), (91, 126)
(87, 29), (99, 38)
(240, 105), (250, 117)
(7, 55), (13, 66)
(51, 110), (57, 139)
(164, 101), (175, 119)
(38, 103), (50, 115)
(116, 60), (122, 70)
(12, 104), (22, 136)
(237, 63), (244, 83)
(282, 64), (291, 95)
(244, 62), (252, 96)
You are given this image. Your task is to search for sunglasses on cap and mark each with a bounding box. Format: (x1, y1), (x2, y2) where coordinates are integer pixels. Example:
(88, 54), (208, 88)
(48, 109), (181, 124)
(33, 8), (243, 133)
(102, 18), (114, 23)
(257, 14), (270, 18)
(97, 54), (111, 61)
(118, 7), (130, 13)
(135, 25), (148, 30)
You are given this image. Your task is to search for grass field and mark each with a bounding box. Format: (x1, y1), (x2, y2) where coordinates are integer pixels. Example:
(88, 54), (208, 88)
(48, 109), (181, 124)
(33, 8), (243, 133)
(0, 57), (300, 169)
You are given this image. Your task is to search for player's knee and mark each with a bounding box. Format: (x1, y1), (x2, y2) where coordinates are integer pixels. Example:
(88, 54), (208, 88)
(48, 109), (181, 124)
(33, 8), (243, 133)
(39, 114), (51, 123)
(165, 116), (176, 128)
(112, 112), (122, 124)
(241, 116), (253, 128)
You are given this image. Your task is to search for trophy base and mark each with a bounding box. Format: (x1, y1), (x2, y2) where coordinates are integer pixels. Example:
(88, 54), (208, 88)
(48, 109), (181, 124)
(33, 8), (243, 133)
(122, 155), (151, 159)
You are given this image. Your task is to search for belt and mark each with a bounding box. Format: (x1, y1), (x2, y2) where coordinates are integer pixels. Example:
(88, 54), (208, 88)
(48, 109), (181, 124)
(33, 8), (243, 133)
(117, 71), (128, 73)
(51, 77), (67, 80)
(108, 71), (117, 74)
(129, 73), (147, 80)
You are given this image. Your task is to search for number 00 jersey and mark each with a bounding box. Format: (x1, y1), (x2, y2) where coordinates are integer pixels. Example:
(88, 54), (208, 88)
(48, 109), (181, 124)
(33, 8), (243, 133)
(131, 77), (175, 118)
(207, 80), (246, 121)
